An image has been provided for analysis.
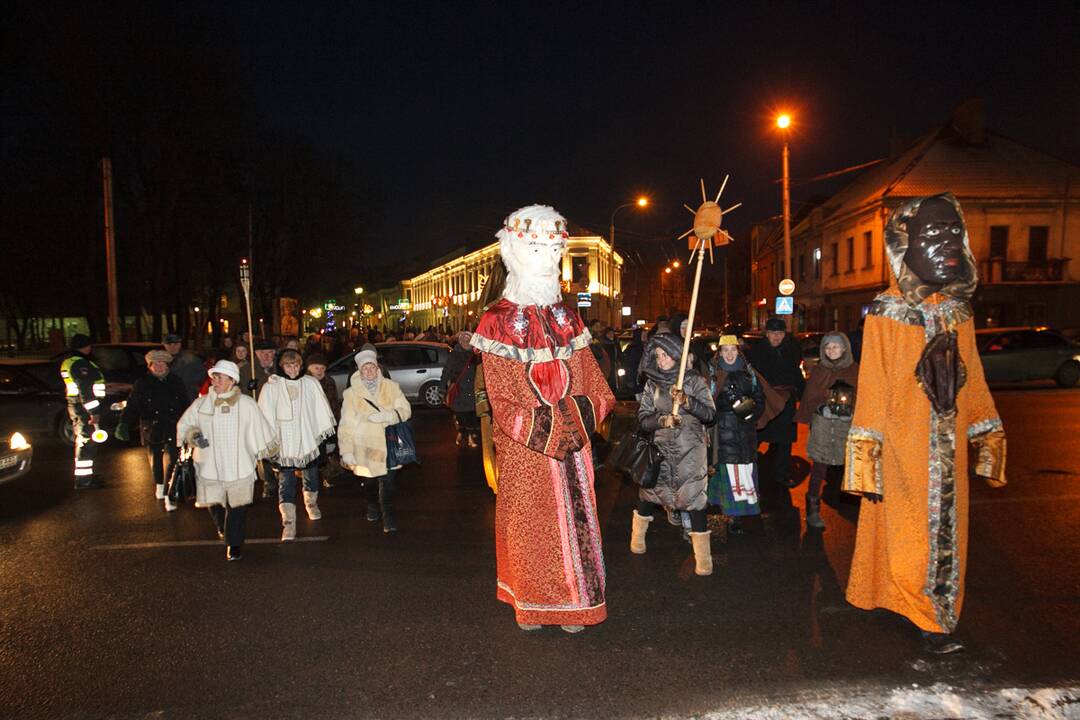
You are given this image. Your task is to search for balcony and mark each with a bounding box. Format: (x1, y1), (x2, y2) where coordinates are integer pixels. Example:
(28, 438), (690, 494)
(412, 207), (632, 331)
(980, 258), (1070, 283)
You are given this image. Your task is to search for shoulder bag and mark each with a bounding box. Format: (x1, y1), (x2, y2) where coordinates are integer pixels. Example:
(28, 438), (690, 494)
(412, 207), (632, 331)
(365, 398), (419, 467)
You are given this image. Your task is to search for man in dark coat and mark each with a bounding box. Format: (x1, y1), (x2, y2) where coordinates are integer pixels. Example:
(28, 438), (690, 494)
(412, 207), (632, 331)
(746, 316), (805, 512)
(442, 331), (480, 447)
(116, 349), (190, 508)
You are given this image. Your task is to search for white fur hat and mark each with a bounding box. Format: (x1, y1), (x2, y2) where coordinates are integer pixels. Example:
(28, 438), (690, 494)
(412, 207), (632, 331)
(208, 359), (240, 382)
(354, 344), (378, 369)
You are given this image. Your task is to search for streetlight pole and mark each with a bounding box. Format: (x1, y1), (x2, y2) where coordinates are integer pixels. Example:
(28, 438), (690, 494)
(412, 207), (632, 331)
(777, 114), (793, 281)
(609, 196), (649, 253)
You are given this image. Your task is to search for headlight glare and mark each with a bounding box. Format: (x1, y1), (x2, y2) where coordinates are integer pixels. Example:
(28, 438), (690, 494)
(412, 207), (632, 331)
(10, 432), (30, 451)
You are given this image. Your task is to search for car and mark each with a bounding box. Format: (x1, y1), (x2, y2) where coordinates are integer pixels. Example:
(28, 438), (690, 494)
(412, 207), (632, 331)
(976, 327), (1080, 387)
(0, 366), (39, 485)
(0, 359), (128, 446)
(327, 341), (451, 408)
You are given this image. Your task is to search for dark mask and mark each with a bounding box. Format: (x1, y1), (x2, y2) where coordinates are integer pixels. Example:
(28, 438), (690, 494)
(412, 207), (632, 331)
(902, 197), (967, 285)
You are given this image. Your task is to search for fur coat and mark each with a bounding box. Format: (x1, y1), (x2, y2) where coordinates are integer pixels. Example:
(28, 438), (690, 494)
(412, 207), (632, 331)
(337, 372), (412, 478)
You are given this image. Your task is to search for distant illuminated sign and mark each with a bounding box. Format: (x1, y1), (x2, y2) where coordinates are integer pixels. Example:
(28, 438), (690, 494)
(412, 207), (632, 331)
(775, 296), (794, 315)
(577, 292), (592, 308)
(621, 306), (631, 316)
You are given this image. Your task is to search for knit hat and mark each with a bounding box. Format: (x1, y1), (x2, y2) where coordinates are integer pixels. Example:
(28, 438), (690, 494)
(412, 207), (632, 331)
(208, 360), (240, 382)
(145, 350), (173, 365)
(70, 333), (92, 350)
(306, 353), (328, 367)
(354, 343), (378, 369)
(717, 335), (739, 346)
(764, 317), (787, 332)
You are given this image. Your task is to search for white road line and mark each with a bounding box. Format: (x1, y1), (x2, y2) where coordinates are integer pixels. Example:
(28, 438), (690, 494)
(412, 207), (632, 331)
(91, 536), (330, 550)
(973, 494), (1080, 506)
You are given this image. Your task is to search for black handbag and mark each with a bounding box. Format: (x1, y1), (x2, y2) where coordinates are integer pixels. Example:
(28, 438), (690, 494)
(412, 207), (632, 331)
(167, 450), (197, 502)
(365, 399), (419, 467)
(609, 428), (662, 489)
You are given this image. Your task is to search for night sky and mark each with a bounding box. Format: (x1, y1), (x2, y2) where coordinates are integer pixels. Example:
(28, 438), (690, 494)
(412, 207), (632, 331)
(14, 1), (1080, 269)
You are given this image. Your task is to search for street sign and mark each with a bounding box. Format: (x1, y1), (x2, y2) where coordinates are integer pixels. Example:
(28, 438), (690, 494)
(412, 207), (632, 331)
(778, 278), (795, 296)
(577, 292), (592, 308)
(775, 296), (794, 315)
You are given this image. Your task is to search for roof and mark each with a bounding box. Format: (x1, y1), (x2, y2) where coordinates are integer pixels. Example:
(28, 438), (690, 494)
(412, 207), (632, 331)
(802, 125), (1080, 231)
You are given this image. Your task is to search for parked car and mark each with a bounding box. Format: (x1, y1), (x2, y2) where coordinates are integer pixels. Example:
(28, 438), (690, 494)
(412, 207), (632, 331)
(327, 341), (451, 408)
(976, 327), (1080, 387)
(0, 359), (128, 446)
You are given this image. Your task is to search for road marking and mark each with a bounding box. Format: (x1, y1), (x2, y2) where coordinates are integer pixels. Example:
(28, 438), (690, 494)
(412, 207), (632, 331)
(91, 536), (329, 550)
(973, 494), (1080, 506)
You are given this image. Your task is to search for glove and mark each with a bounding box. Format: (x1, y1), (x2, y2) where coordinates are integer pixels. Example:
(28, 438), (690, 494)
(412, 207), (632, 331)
(367, 410), (397, 424)
(865, 493), (883, 504)
(670, 387), (688, 407)
(114, 423), (130, 442)
(191, 431), (210, 449)
(247, 379), (258, 392)
(658, 414), (681, 428)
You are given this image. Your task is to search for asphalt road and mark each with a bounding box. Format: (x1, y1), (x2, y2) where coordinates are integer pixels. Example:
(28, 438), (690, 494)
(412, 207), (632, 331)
(1, 386), (1078, 719)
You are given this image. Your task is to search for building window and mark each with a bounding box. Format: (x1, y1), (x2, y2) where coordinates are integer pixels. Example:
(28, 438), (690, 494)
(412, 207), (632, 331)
(989, 226), (1008, 258)
(1028, 226), (1049, 263)
(813, 247), (821, 279)
(862, 231), (873, 269)
(845, 237), (854, 272)
(830, 243), (839, 276)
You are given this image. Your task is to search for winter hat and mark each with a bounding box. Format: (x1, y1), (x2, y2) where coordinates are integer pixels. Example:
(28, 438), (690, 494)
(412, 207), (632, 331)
(208, 360), (240, 382)
(764, 317), (787, 332)
(162, 333), (182, 344)
(145, 350), (173, 365)
(255, 339), (276, 351)
(354, 343), (379, 369)
(306, 353), (328, 367)
(717, 335), (739, 347)
(70, 333), (92, 350)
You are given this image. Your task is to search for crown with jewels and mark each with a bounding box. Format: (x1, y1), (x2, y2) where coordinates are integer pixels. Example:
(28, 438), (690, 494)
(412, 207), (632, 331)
(504, 215), (569, 240)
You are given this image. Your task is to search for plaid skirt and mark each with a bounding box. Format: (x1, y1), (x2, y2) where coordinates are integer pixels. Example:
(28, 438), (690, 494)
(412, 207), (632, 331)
(707, 462), (760, 516)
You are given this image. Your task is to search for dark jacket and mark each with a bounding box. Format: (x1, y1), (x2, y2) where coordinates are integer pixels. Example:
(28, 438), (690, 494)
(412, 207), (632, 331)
(120, 372), (190, 445)
(746, 335), (804, 444)
(441, 343), (478, 413)
(315, 374), (341, 421)
(169, 349), (206, 403)
(621, 335), (645, 394)
(710, 365), (765, 465)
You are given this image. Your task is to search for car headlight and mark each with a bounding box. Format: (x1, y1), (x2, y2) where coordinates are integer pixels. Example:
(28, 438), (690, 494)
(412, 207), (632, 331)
(617, 368), (626, 377)
(10, 432), (30, 451)
(110, 400), (127, 411)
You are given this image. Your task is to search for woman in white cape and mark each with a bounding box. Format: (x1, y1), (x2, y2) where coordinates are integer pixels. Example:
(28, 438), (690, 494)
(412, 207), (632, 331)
(258, 349), (336, 541)
(177, 360), (276, 561)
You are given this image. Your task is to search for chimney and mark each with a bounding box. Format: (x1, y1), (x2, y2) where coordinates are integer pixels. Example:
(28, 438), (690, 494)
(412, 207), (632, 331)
(950, 98), (986, 145)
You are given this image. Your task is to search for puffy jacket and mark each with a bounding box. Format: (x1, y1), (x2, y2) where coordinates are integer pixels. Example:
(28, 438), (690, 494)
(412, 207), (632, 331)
(710, 367), (764, 465)
(637, 372), (716, 511)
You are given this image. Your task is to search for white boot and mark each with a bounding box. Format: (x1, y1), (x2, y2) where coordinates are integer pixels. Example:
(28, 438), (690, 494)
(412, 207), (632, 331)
(280, 503), (297, 541)
(164, 496), (178, 512)
(690, 530), (713, 576)
(630, 510), (653, 554)
(303, 490), (321, 520)
(155, 483), (166, 500)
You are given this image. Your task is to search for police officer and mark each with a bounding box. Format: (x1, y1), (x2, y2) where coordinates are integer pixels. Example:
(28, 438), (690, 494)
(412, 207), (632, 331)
(116, 350), (190, 510)
(61, 334), (106, 489)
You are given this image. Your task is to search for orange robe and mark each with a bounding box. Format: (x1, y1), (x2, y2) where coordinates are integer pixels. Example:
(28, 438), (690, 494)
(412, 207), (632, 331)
(844, 290), (1006, 633)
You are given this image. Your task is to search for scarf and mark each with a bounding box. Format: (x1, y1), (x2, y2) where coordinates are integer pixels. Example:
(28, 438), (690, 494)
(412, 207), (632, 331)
(361, 375), (380, 395)
(213, 385), (240, 407)
(715, 354), (746, 373)
(642, 333), (683, 386)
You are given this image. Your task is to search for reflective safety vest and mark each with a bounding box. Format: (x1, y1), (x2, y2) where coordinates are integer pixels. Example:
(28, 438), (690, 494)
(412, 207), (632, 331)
(60, 355), (106, 412)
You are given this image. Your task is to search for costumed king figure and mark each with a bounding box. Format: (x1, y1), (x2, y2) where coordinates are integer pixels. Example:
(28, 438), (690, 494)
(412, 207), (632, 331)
(843, 193), (1006, 655)
(470, 204), (615, 633)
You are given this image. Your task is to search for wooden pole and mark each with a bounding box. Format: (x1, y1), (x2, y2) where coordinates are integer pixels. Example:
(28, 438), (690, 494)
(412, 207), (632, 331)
(672, 236), (707, 417)
(239, 259), (257, 395)
(101, 158), (121, 343)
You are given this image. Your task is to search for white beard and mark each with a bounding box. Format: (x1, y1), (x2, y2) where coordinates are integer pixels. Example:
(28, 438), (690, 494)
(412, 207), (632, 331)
(502, 269), (562, 307)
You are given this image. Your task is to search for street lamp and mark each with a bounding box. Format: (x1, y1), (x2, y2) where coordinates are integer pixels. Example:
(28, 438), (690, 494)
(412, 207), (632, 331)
(776, 113), (793, 282)
(609, 196), (649, 252)
(354, 286), (364, 295)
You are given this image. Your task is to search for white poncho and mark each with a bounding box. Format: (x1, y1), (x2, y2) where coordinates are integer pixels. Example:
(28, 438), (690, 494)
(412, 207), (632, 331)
(257, 374), (335, 468)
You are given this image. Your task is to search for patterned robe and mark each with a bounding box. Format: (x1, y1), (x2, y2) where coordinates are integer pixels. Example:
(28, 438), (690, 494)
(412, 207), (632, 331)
(844, 194), (1007, 634)
(472, 299), (615, 626)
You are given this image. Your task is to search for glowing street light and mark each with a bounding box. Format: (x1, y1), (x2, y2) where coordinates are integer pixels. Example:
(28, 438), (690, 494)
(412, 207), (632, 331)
(610, 195), (650, 252)
(776, 113), (791, 130)
(636, 196), (648, 207)
(672, 260), (680, 269)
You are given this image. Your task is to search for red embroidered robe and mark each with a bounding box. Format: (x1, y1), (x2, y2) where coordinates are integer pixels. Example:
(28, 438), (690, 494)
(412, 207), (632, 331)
(471, 299), (615, 626)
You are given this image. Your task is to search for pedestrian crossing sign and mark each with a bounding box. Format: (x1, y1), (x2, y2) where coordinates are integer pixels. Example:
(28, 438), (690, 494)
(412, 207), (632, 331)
(775, 296), (794, 315)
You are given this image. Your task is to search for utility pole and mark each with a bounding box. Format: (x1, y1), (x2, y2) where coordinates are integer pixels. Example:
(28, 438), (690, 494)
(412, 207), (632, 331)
(101, 158), (120, 343)
(782, 139), (792, 281)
